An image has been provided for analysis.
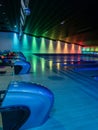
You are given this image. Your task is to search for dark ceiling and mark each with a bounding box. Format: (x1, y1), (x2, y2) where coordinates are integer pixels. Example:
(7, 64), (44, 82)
(0, 0), (98, 46)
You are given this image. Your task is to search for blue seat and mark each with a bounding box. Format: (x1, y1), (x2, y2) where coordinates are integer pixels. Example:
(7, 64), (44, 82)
(14, 60), (31, 74)
(1, 81), (54, 130)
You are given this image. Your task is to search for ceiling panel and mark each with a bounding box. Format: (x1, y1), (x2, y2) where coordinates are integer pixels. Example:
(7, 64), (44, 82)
(0, 0), (98, 46)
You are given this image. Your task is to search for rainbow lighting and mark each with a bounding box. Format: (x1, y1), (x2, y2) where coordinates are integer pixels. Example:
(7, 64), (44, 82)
(82, 46), (98, 54)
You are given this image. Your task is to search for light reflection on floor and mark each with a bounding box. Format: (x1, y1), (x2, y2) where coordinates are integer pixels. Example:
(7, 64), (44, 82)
(1, 54), (98, 130)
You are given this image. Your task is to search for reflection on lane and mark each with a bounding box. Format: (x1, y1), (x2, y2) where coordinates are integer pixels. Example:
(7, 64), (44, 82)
(25, 54), (98, 74)
(26, 55), (49, 75)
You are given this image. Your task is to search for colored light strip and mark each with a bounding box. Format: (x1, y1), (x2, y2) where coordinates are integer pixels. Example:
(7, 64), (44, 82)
(40, 38), (46, 53)
(63, 43), (68, 53)
(13, 33), (19, 50)
(31, 37), (38, 53)
(48, 40), (54, 53)
(56, 41), (61, 53)
(70, 44), (75, 53)
(23, 34), (29, 49)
